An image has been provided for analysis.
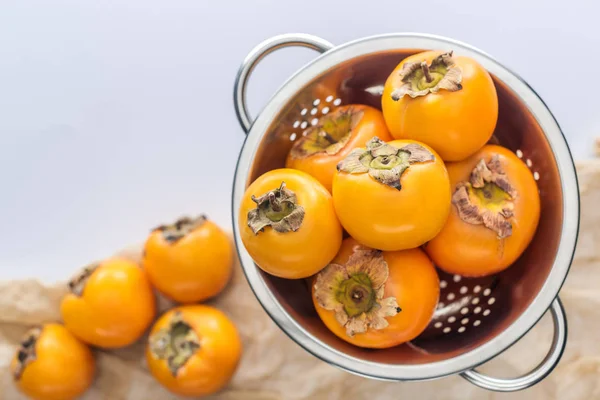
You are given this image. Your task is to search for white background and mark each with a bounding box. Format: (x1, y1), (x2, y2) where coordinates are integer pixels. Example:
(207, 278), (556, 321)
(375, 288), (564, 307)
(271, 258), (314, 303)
(1, 0), (597, 281)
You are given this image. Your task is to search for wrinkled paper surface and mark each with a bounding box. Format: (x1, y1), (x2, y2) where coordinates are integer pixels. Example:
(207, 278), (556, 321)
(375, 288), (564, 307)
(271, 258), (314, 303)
(2, 161), (600, 400)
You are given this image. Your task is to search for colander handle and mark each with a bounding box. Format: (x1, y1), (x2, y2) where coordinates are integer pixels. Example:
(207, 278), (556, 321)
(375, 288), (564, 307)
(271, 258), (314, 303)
(460, 297), (567, 392)
(234, 34), (334, 133)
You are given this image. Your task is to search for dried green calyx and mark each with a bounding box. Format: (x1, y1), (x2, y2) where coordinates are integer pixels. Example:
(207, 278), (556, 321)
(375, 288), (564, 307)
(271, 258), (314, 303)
(289, 107), (365, 158)
(336, 137), (434, 189)
(453, 155), (518, 239)
(68, 263), (99, 296)
(314, 246), (401, 337)
(247, 182), (305, 234)
(391, 51), (463, 100)
(12, 326), (42, 380)
(153, 215), (207, 243)
(148, 311), (201, 377)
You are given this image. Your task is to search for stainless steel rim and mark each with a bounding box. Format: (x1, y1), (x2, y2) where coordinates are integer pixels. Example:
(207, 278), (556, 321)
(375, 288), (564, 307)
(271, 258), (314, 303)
(232, 32), (579, 384)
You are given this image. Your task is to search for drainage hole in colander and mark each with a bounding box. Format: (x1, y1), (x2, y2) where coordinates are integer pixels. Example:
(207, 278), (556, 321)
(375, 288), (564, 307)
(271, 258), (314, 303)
(293, 121), (300, 128)
(483, 288), (491, 296)
(473, 285), (481, 293)
(534, 171), (540, 181)
(440, 280), (448, 289)
(474, 306), (482, 314)
(448, 316), (456, 323)
(447, 293), (455, 301)
(453, 274), (461, 282)
(289, 133), (297, 141)
(301, 108), (308, 116)
(443, 327), (451, 334)
(322, 106), (330, 114)
(434, 322), (443, 328)
(461, 318), (469, 325)
(458, 326), (466, 333)
(488, 297), (496, 305)
(300, 121), (308, 129)
(471, 297), (480, 305)
(333, 98), (342, 106)
(526, 158), (533, 167)
(459, 286), (468, 294)
(460, 307), (469, 315)
(326, 95), (334, 103)
(311, 118), (319, 126)
(473, 320), (481, 327)
(483, 309), (491, 316)
(310, 108), (318, 115)
(516, 149), (523, 158)
(313, 99), (320, 106)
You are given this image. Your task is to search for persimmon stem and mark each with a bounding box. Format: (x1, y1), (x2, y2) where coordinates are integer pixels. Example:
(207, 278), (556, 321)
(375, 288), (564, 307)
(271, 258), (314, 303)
(319, 130), (336, 144)
(421, 61), (433, 83)
(267, 192), (282, 212)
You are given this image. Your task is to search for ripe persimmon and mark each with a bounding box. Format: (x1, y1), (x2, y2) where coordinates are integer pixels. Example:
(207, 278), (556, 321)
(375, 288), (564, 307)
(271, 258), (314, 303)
(382, 50), (498, 161)
(425, 145), (540, 276)
(312, 238), (439, 348)
(146, 305), (242, 397)
(239, 168), (342, 279)
(11, 324), (95, 400)
(332, 137), (451, 251)
(286, 104), (392, 192)
(60, 257), (156, 348)
(143, 215), (233, 304)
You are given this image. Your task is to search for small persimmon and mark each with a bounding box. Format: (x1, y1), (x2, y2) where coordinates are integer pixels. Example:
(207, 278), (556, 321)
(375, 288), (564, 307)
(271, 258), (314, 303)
(143, 215), (233, 304)
(239, 168), (343, 279)
(60, 257), (156, 348)
(286, 104), (392, 192)
(312, 238), (439, 348)
(146, 305), (242, 397)
(382, 50), (498, 161)
(425, 145), (540, 276)
(11, 323), (95, 400)
(332, 137), (451, 251)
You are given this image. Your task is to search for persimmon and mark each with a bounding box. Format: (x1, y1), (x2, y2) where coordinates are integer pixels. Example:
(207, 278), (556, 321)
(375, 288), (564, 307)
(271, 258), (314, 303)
(382, 50), (498, 161)
(11, 323), (95, 400)
(332, 137), (451, 251)
(146, 305), (242, 397)
(312, 238), (439, 348)
(60, 257), (156, 348)
(239, 168), (342, 279)
(286, 104), (392, 192)
(425, 145), (540, 276)
(143, 215), (233, 304)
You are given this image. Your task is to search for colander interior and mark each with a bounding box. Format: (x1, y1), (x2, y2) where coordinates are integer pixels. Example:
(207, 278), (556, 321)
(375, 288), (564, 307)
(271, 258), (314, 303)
(245, 49), (563, 365)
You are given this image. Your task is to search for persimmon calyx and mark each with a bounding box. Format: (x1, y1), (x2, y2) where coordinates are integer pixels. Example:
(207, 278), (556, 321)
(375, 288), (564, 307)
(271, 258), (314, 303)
(290, 107), (364, 159)
(247, 182), (305, 234)
(391, 51), (463, 100)
(314, 246), (401, 337)
(336, 137), (434, 189)
(453, 155), (518, 239)
(153, 215), (207, 243)
(149, 311), (200, 377)
(12, 326), (42, 380)
(68, 263), (99, 296)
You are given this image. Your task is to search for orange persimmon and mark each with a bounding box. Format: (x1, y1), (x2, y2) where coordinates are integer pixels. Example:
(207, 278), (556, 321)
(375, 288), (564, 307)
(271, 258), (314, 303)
(312, 238), (439, 348)
(382, 50), (498, 161)
(286, 104), (392, 192)
(146, 305), (242, 397)
(239, 168), (343, 279)
(425, 145), (540, 276)
(143, 216), (233, 304)
(11, 324), (95, 400)
(60, 257), (156, 348)
(332, 137), (451, 251)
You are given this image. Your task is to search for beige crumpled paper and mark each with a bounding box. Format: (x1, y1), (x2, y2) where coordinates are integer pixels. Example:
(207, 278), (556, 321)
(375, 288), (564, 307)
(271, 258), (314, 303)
(1, 160), (600, 400)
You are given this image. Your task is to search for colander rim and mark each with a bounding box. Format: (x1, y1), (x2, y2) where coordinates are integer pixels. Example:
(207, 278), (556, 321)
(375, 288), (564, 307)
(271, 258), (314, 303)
(232, 32), (580, 381)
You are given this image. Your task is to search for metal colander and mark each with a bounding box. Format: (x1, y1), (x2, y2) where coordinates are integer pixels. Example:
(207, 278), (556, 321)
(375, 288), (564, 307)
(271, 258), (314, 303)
(231, 33), (579, 392)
